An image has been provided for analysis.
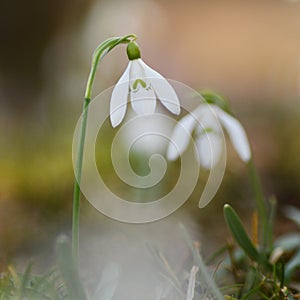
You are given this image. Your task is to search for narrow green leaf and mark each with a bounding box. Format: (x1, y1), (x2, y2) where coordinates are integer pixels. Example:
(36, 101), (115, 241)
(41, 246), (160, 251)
(205, 245), (229, 265)
(56, 235), (87, 300)
(223, 204), (260, 263)
(274, 260), (284, 288)
(91, 262), (120, 300)
(179, 223), (224, 300)
(240, 278), (264, 300)
(284, 249), (300, 283)
(19, 262), (34, 298)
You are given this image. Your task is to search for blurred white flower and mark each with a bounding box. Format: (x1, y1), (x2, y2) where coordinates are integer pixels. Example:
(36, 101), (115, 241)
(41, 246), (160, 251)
(110, 58), (180, 127)
(167, 104), (251, 169)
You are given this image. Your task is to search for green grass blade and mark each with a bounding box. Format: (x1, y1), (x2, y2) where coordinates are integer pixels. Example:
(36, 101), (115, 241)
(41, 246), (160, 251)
(91, 262), (119, 300)
(56, 235), (87, 300)
(284, 249), (300, 283)
(179, 223), (224, 300)
(223, 204), (260, 263)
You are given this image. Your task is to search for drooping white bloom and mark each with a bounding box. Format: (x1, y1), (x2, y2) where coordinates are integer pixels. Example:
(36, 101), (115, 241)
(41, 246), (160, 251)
(167, 104), (251, 169)
(110, 58), (180, 127)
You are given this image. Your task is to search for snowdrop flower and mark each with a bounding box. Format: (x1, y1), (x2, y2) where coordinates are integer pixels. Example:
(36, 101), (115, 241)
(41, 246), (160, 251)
(110, 41), (180, 127)
(167, 102), (251, 169)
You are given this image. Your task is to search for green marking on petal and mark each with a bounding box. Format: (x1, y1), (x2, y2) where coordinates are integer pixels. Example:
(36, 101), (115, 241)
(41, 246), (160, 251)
(132, 79), (147, 90)
(202, 127), (214, 134)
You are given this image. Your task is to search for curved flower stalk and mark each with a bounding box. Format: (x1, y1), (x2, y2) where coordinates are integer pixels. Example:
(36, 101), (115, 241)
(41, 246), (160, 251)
(110, 41), (181, 127)
(72, 34), (137, 264)
(167, 101), (251, 169)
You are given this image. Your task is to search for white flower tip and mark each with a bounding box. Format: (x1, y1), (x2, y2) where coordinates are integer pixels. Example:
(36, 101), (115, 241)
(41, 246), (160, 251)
(239, 144), (252, 162)
(167, 113), (196, 162)
(215, 107), (252, 163)
(110, 93), (127, 127)
(110, 110), (123, 127)
(166, 143), (180, 161)
(139, 60), (181, 116)
(159, 94), (181, 116)
(229, 126), (252, 162)
(168, 101), (181, 115)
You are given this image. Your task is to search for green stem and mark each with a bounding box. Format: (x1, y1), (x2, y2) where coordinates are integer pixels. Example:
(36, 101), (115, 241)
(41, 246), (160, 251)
(72, 97), (90, 263)
(247, 158), (271, 253)
(85, 34), (136, 99)
(71, 34), (137, 264)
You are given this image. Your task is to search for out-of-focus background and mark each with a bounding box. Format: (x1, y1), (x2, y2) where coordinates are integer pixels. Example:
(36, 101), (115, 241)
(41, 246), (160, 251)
(1, 0), (300, 277)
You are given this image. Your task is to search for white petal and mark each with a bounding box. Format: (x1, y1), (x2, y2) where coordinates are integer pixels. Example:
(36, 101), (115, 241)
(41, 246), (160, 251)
(194, 105), (222, 135)
(139, 60), (181, 115)
(110, 62), (131, 127)
(130, 87), (156, 115)
(216, 107), (251, 162)
(167, 113), (197, 161)
(129, 59), (149, 90)
(195, 131), (224, 169)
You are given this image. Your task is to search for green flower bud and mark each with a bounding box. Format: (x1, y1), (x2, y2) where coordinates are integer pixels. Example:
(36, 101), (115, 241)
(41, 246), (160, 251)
(200, 89), (231, 115)
(127, 41), (141, 60)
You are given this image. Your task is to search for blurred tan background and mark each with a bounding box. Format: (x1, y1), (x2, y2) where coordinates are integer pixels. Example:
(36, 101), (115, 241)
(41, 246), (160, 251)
(1, 0), (300, 270)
